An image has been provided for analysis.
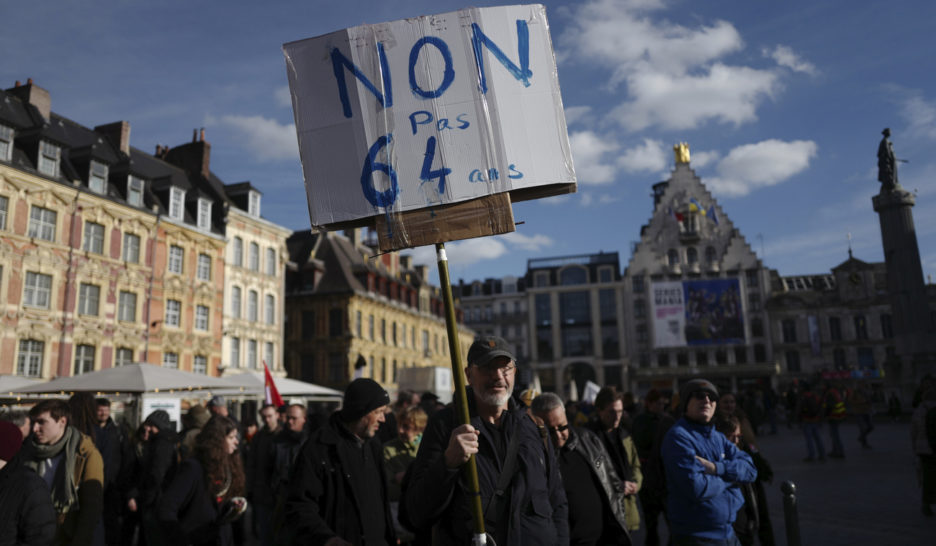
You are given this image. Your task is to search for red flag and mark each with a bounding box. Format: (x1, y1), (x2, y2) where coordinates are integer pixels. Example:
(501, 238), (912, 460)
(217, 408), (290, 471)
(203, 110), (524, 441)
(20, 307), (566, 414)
(263, 361), (284, 407)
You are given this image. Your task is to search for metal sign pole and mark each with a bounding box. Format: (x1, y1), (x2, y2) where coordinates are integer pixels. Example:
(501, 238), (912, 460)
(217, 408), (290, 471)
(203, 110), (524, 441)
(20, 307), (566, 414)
(435, 242), (487, 545)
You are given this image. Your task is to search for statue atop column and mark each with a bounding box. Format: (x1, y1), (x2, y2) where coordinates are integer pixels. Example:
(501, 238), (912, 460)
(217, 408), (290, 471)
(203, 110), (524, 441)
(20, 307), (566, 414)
(878, 128), (898, 190)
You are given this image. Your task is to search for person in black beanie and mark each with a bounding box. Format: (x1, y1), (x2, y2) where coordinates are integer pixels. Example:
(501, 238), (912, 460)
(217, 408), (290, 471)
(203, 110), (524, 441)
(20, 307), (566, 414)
(282, 378), (396, 545)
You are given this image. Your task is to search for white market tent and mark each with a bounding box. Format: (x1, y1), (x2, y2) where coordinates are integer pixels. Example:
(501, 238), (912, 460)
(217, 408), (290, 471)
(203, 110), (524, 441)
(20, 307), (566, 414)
(11, 363), (229, 395)
(213, 372), (342, 401)
(0, 374), (41, 395)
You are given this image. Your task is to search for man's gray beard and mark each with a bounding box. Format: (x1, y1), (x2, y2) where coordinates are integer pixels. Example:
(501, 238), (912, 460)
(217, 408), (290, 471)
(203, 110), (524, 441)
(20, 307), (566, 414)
(478, 389), (511, 408)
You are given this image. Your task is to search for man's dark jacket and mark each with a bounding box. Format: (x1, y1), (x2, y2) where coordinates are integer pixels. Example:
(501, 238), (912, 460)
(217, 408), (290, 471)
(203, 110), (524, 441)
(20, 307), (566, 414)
(95, 418), (123, 490)
(404, 389), (569, 546)
(0, 455), (57, 546)
(562, 427), (631, 544)
(282, 412), (395, 545)
(128, 428), (178, 508)
(246, 426), (278, 506)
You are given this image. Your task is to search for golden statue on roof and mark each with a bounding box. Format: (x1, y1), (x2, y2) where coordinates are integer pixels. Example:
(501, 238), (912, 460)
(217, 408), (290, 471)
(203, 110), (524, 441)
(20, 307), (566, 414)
(674, 142), (690, 164)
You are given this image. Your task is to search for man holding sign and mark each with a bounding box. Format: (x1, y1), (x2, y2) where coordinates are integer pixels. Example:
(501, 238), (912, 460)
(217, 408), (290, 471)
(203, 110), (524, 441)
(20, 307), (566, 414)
(404, 336), (568, 545)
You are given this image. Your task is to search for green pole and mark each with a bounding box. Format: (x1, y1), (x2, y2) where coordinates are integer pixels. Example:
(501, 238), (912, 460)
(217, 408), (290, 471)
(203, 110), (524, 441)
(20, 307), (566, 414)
(435, 243), (487, 545)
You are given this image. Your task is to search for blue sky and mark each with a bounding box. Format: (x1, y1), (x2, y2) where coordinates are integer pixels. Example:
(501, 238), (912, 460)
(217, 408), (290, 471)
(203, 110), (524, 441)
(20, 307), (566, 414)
(4, 0), (936, 286)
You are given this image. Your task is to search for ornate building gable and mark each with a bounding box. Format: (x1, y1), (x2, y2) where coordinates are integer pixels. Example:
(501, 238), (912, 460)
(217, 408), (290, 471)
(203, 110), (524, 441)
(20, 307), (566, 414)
(626, 160), (759, 276)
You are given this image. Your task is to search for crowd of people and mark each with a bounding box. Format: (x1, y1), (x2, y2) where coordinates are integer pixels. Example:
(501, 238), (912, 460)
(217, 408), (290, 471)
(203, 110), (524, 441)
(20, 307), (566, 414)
(0, 342), (932, 545)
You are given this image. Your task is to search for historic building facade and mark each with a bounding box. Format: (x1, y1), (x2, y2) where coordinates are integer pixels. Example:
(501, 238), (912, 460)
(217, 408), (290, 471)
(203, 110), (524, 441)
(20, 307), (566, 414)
(0, 80), (288, 379)
(221, 188), (291, 376)
(284, 229), (474, 391)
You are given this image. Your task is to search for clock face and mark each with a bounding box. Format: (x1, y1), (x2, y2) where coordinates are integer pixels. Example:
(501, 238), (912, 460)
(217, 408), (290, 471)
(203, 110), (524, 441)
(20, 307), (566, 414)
(849, 272), (861, 285)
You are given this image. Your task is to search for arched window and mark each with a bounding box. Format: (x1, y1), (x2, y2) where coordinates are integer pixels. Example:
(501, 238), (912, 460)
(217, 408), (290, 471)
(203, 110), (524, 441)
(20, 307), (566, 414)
(705, 246), (717, 264)
(687, 247), (698, 264)
(667, 249), (679, 266)
(559, 266), (588, 285)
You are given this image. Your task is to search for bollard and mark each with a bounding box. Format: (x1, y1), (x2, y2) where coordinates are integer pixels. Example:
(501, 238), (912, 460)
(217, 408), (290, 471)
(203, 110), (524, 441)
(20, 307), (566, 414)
(781, 480), (802, 546)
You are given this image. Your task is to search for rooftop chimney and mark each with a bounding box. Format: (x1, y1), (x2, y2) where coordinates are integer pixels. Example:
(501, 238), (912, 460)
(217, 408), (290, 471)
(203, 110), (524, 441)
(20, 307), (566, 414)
(401, 255), (413, 270)
(7, 78), (51, 121)
(416, 265), (429, 282)
(95, 121), (131, 155)
(165, 131), (211, 180)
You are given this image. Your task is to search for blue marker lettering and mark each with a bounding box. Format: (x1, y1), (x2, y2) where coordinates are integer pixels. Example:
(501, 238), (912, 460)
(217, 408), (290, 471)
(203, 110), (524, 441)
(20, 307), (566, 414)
(420, 136), (452, 194)
(469, 169), (486, 182)
(471, 20), (532, 94)
(456, 113), (470, 129)
(409, 37), (455, 99)
(331, 43), (392, 119)
(508, 164), (523, 179)
(437, 118), (451, 131)
(409, 110), (433, 135)
(487, 168), (499, 181)
(360, 134), (399, 208)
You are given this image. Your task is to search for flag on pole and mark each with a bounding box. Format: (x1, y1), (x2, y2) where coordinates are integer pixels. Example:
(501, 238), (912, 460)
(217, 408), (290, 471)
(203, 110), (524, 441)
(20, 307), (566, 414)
(263, 361), (284, 407)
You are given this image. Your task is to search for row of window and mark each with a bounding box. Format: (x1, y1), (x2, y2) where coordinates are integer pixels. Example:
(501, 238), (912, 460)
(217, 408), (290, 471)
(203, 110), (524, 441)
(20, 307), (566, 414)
(230, 288), (276, 324)
(15, 340), (210, 377)
(228, 338), (275, 370)
(532, 265), (616, 288)
(230, 237), (277, 275)
(780, 314), (892, 344)
(301, 309), (448, 356)
(637, 345), (767, 368)
(467, 300), (525, 322)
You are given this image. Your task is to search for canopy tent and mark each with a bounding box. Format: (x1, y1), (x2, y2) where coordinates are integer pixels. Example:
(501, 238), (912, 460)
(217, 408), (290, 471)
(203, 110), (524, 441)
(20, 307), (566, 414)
(0, 374), (41, 395)
(11, 363), (229, 395)
(213, 372), (343, 401)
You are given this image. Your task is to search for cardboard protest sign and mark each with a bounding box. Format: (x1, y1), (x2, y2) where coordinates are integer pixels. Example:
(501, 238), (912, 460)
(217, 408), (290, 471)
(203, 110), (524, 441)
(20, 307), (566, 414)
(283, 4), (576, 246)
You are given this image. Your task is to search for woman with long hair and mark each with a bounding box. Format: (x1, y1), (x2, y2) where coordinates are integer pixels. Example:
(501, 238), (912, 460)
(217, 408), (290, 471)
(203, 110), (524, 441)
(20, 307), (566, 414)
(157, 415), (246, 546)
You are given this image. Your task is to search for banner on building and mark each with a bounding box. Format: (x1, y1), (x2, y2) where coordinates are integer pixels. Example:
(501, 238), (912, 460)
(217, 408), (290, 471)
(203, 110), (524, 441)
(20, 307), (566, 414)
(808, 315), (821, 356)
(650, 279), (745, 348)
(283, 4), (575, 231)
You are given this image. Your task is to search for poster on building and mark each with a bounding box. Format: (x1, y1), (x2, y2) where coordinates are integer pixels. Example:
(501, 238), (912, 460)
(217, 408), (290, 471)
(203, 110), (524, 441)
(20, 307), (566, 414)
(283, 4), (575, 230)
(651, 281), (686, 347)
(808, 315), (821, 356)
(651, 279), (745, 348)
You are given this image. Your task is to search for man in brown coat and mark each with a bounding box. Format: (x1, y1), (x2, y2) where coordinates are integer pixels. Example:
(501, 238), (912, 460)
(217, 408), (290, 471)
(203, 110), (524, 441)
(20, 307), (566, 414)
(20, 399), (104, 545)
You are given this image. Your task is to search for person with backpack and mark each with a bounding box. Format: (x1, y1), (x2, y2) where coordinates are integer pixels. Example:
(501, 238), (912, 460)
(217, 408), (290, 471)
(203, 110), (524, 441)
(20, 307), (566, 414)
(795, 382), (826, 462)
(911, 382), (936, 516)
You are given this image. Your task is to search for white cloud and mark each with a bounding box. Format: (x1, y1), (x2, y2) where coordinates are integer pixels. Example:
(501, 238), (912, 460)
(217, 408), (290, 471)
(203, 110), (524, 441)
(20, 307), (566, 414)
(618, 138), (667, 173)
(690, 149), (721, 169)
(569, 130), (619, 184)
(559, 0), (782, 132)
(763, 45), (818, 75)
(564, 105), (593, 126)
(206, 114), (298, 161)
(897, 93), (936, 140)
(499, 231), (554, 252)
(705, 139), (818, 197)
(275, 85), (293, 108)
(579, 192), (619, 207)
(404, 231), (554, 269)
(610, 64), (780, 131)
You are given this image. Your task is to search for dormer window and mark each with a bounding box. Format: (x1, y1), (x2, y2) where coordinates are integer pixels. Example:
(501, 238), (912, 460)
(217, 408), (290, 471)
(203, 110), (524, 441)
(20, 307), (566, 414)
(197, 198), (212, 230)
(127, 175), (144, 207)
(0, 124), (13, 162)
(248, 191), (261, 217)
(38, 140), (60, 177)
(89, 161), (108, 194)
(169, 186), (185, 220)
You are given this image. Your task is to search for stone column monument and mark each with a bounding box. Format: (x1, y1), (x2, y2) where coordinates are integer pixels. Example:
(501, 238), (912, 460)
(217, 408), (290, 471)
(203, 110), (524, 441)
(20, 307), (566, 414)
(872, 128), (936, 393)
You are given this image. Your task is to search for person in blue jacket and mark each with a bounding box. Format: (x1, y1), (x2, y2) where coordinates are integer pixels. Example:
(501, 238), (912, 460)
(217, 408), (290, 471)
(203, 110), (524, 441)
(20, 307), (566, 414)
(662, 379), (757, 546)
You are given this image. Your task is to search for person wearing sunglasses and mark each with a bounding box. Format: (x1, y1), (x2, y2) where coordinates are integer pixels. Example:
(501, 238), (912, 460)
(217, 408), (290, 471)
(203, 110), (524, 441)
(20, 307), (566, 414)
(661, 379), (757, 546)
(532, 392), (632, 545)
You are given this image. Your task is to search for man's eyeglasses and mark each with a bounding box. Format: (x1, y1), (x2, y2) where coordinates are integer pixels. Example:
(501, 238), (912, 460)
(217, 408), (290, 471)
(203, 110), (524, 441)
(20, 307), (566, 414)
(548, 424), (569, 435)
(690, 391), (717, 402)
(475, 362), (516, 375)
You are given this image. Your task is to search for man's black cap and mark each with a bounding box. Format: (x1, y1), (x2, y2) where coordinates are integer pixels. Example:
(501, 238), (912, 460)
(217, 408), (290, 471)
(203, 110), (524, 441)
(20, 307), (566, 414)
(467, 335), (515, 367)
(340, 378), (390, 422)
(680, 379), (719, 412)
